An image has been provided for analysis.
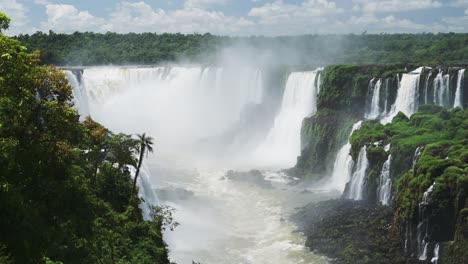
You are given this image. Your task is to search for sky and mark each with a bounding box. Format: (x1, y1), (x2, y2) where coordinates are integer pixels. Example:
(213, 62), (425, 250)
(1, 0), (468, 36)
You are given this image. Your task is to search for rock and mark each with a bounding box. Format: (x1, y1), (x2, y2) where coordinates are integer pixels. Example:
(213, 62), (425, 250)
(224, 170), (273, 188)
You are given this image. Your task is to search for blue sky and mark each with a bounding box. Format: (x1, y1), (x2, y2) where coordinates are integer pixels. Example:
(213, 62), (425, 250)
(1, 0), (468, 35)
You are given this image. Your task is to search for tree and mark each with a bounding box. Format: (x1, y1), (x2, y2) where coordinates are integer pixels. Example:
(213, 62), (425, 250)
(132, 133), (154, 198)
(0, 12), (10, 32)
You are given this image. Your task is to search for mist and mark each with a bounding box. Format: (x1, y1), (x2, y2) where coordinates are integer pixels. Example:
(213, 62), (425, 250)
(64, 43), (339, 264)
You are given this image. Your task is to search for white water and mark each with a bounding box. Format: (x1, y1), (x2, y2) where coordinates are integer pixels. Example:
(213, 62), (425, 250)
(431, 243), (439, 264)
(413, 146), (424, 168)
(424, 71), (433, 105)
(433, 70), (451, 108)
(328, 121), (363, 192)
(377, 154), (392, 205)
(382, 70), (421, 124)
(80, 66), (264, 150)
(347, 146), (369, 200)
(64, 70), (90, 119)
(454, 69), (465, 109)
(253, 71), (319, 169)
(65, 66), (331, 264)
(418, 182), (435, 260)
(366, 79), (382, 119)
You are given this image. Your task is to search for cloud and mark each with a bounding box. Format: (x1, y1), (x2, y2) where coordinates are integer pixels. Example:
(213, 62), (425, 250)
(9, 0), (465, 36)
(41, 4), (107, 32)
(184, 0), (228, 8)
(248, 0), (342, 28)
(38, 1), (252, 34)
(0, 0), (29, 35)
(352, 0), (442, 14)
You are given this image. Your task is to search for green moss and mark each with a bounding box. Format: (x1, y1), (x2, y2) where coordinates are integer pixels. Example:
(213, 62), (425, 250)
(352, 106), (467, 262)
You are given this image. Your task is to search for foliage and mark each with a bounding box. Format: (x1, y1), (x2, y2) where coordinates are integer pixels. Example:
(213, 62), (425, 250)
(0, 15), (170, 264)
(0, 12), (10, 32)
(14, 31), (468, 66)
(350, 105), (468, 262)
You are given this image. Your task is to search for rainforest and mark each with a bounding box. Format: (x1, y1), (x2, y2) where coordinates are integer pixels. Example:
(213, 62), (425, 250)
(1, 2), (468, 264)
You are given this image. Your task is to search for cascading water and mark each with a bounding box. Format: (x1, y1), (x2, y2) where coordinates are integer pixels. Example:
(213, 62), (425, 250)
(365, 79), (382, 119)
(423, 71), (433, 105)
(64, 70), (90, 118)
(382, 68), (421, 124)
(413, 146), (424, 168)
(65, 66), (331, 264)
(433, 70), (451, 108)
(454, 69), (465, 109)
(431, 243), (439, 264)
(347, 146), (369, 200)
(253, 71), (319, 169)
(418, 182), (435, 261)
(328, 121), (363, 192)
(377, 152), (392, 205)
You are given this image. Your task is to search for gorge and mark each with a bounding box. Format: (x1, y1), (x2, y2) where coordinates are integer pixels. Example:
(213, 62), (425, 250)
(63, 64), (467, 264)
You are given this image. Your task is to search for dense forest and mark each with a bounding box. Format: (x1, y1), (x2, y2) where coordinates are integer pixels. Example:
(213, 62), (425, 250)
(16, 31), (468, 66)
(0, 13), (171, 264)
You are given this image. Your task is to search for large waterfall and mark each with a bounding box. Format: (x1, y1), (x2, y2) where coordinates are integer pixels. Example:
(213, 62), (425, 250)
(65, 65), (330, 264)
(382, 68), (421, 124)
(253, 71), (319, 169)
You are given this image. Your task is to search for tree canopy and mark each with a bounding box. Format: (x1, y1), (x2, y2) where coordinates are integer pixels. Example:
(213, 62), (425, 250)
(0, 13), (170, 264)
(15, 31), (468, 66)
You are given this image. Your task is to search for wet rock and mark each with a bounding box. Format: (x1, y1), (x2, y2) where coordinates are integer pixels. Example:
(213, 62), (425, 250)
(293, 199), (419, 264)
(224, 170), (273, 188)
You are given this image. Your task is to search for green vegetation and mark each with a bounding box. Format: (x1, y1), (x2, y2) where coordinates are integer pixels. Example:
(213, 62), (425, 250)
(295, 65), (401, 179)
(15, 31), (468, 66)
(0, 13), (170, 264)
(350, 105), (468, 263)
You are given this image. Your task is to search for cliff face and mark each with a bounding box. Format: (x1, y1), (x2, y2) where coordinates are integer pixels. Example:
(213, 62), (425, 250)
(295, 64), (403, 178)
(295, 65), (467, 263)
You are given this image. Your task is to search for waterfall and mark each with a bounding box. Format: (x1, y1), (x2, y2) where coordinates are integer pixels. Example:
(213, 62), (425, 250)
(328, 121), (363, 192)
(418, 182), (435, 260)
(365, 79), (382, 119)
(424, 71), (433, 105)
(431, 243), (439, 264)
(253, 70), (319, 169)
(382, 69), (421, 124)
(377, 153), (392, 205)
(413, 146), (424, 168)
(454, 69), (465, 109)
(64, 70), (90, 119)
(433, 70), (451, 108)
(67, 66), (265, 149)
(347, 146), (369, 200)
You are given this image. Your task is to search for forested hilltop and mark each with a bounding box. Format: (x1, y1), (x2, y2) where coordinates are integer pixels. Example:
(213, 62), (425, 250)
(16, 31), (468, 66)
(0, 13), (171, 264)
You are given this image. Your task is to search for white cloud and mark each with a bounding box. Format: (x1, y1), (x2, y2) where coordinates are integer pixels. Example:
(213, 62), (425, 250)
(41, 4), (107, 32)
(466, 8), (468, 14)
(352, 0), (442, 14)
(184, 0), (228, 8)
(248, 0), (341, 26)
(38, 1), (252, 35)
(9, 0), (463, 36)
(0, 0), (29, 35)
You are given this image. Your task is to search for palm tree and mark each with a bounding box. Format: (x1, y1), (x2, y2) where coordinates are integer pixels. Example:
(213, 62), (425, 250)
(132, 133), (154, 198)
